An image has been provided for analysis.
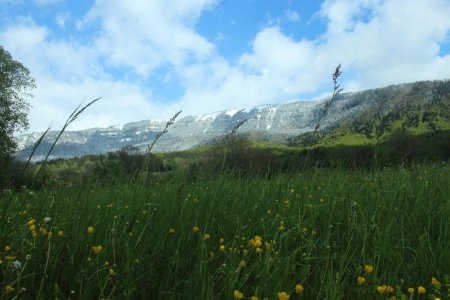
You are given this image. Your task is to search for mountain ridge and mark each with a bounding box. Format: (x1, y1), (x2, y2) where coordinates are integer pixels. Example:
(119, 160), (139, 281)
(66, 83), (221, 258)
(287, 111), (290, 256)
(15, 79), (450, 161)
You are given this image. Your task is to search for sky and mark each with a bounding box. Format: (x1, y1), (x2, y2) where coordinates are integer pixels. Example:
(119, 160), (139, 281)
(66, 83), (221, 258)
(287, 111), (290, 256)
(1, 0), (450, 134)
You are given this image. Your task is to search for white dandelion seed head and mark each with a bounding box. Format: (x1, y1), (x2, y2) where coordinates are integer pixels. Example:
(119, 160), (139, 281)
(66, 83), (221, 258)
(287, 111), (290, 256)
(44, 217), (52, 224)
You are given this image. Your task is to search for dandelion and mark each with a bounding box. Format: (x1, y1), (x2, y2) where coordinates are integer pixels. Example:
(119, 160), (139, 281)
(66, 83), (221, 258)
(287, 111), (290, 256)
(219, 238), (225, 244)
(5, 255), (16, 261)
(92, 245), (103, 254)
(277, 291), (289, 300)
(278, 225), (285, 232)
(407, 288), (414, 294)
(364, 264), (374, 273)
(57, 230), (64, 237)
(431, 277), (441, 287)
(417, 286), (426, 294)
(29, 224), (36, 232)
(168, 228), (176, 234)
(251, 296), (259, 300)
(4, 246), (11, 251)
(219, 245), (225, 252)
(357, 276), (366, 285)
(233, 289), (244, 299)
(203, 233), (210, 240)
(192, 226), (200, 233)
(295, 284), (304, 294)
(27, 219), (35, 226)
(87, 226), (94, 234)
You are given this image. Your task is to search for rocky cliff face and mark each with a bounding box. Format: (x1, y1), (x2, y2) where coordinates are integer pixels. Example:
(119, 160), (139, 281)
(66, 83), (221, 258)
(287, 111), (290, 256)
(14, 80), (445, 161)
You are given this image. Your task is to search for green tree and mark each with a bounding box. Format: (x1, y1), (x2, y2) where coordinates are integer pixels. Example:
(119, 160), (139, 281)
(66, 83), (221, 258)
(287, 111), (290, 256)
(0, 46), (35, 162)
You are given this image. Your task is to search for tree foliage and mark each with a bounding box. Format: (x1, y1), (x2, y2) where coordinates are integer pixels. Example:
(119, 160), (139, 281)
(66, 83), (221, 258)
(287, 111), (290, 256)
(0, 46), (35, 161)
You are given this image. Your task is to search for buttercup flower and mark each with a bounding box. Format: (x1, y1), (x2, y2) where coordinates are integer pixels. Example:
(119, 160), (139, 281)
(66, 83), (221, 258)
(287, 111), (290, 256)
(278, 291), (290, 300)
(417, 286), (426, 294)
(233, 289), (244, 299)
(295, 284), (304, 293)
(364, 264), (374, 273)
(92, 245), (103, 254)
(431, 277), (441, 287)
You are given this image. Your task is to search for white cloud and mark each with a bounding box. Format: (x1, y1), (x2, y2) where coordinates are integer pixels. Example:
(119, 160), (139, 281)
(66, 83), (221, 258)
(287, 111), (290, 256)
(83, 0), (217, 77)
(55, 12), (70, 28)
(285, 10), (300, 22)
(3, 0), (450, 134)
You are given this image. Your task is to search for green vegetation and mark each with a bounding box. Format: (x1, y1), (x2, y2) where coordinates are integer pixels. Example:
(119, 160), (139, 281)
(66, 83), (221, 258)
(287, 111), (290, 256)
(0, 46), (35, 186)
(1, 60), (449, 298)
(1, 164), (449, 299)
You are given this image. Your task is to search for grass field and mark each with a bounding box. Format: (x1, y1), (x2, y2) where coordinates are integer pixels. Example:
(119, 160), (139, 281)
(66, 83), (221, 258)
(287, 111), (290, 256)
(1, 163), (449, 299)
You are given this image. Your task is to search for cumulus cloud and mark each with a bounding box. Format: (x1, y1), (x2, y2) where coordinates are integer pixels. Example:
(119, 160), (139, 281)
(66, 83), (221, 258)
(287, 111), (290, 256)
(2, 0), (450, 134)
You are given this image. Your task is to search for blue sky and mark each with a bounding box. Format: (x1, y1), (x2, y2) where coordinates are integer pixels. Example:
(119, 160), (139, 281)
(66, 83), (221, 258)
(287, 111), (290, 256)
(1, 0), (450, 133)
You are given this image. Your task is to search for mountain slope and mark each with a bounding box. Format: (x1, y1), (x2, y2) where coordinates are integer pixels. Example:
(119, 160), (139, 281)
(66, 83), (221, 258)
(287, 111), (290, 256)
(15, 80), (450, 161)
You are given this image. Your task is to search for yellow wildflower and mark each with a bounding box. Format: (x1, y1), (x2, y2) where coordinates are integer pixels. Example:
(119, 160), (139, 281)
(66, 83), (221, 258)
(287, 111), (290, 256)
(431, 277), (441, 287)
(417, 286), (426, 294)
(92, 245), (103, 254)
(295, 284), (304, 294)
(278, 291), (290, 300)
(5, 285), (15, 293)
(5, 255), (16, 261)
(357, 276), (366, 285)
(251, 296), (259, 300)
(233, 289), (244, 299)
(4, 246), (11, 251)
(29, 224), (36, 232)
(364, 264), (374, 273)
(87, 226), (94, 234)
(407, 288), (414, 294)
(377, 285), (387, 294)
(57, 231), (64, 237)
(27, 219), (35, 226)
(239, 260), (246, 268)
(219, 245), (225, 252)
(168, 228), (176, 234)
(109, 268), (116, 276)
(386, 286), (394, 293)
(219, 238), (224, 244)
(192, 226), (200, 233)
(255, 247), (262, 253)
(203, 233), (210, 240)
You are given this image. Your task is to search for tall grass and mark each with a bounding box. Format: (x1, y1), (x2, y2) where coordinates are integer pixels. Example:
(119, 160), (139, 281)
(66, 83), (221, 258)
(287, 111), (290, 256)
(0, 164), (449, 299)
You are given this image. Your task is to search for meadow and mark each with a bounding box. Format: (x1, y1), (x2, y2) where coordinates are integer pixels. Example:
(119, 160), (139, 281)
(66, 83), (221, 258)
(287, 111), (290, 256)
(1, 163), (449, 299)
